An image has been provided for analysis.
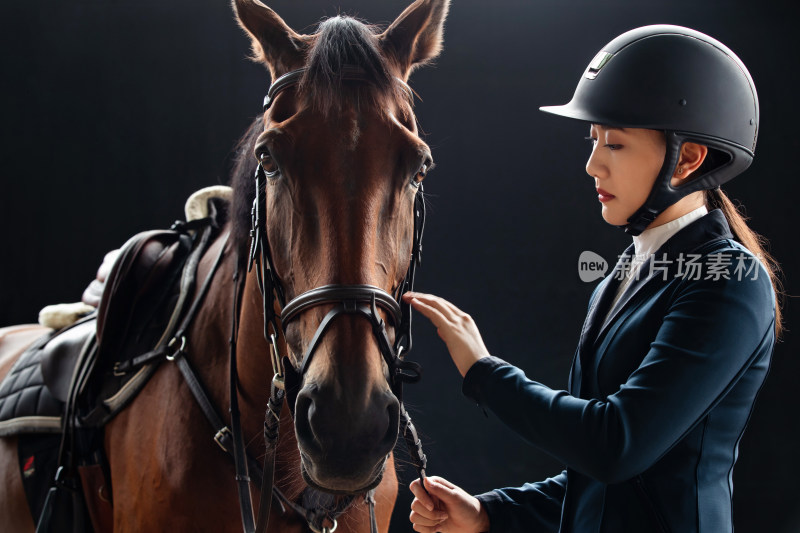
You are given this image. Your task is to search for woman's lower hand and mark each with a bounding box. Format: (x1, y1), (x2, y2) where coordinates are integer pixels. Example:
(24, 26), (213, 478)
(402, 292), (490, 377)
(409, 476), (490, 533)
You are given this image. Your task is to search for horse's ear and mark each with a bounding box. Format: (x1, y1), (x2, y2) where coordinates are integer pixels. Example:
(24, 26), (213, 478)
(232, 0), (309, 78)
(379, 0), (450, 78)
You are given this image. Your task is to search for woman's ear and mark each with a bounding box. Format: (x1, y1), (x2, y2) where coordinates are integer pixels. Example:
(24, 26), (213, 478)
(673, 142), (709, 184)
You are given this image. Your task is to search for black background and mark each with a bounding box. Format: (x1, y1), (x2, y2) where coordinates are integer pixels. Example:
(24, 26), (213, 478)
(2, 1), (798, 531)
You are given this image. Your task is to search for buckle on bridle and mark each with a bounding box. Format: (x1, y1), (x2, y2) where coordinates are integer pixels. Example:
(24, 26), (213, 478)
(269, 333), (285, 390)
(112, 362), (126, 377)
(214, 427), (232, 452)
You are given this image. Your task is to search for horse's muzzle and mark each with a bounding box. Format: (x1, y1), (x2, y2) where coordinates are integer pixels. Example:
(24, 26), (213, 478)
(293, 382), (400, 493)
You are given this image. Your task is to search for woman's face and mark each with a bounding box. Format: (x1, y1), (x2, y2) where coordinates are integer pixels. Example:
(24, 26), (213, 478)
(585, 125), (666, 226)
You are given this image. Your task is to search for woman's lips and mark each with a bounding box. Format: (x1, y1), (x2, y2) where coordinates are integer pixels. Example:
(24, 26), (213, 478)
(597, 188), (615, 202)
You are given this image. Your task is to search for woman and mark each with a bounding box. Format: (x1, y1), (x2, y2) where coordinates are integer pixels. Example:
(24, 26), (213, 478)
(406, 25), (781, 533)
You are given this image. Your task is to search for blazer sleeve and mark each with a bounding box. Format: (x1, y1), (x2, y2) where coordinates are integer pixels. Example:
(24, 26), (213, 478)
(462, 264), (775, 484)
(475, 471), (566, 533)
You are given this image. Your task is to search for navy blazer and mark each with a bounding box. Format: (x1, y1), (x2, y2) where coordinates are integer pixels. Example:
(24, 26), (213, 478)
(463, 210), (775, 533)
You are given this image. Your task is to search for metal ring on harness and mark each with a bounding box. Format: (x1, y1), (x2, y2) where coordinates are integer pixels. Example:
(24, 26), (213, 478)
(309, 517), (338, 533)
(166, 335), (187, 361)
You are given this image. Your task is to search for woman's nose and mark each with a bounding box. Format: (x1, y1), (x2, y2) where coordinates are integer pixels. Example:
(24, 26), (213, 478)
(585, 145), (605, 180)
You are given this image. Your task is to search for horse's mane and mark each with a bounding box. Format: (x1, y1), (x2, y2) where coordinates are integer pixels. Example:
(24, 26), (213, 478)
(230, 116), (262, 266)
(230, 15), (410, 261)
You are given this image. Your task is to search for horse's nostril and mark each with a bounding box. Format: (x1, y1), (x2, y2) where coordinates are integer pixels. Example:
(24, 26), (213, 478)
(382, 393), (401, 448)
(293, 388), (322, 454)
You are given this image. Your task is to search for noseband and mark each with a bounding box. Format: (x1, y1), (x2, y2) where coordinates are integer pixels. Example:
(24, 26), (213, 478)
(229, 66), (429, 533)
(280, 284), (403, 379)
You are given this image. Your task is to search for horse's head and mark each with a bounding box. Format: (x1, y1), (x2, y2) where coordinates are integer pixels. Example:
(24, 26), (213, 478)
(232, 0), (448, 494)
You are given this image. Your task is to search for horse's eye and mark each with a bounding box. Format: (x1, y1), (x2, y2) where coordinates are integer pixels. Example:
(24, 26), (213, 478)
(257, 151), (280, 178)
(413, 159), (432, 186)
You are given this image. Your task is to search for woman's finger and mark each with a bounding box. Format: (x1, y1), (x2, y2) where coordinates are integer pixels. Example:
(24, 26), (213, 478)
(407, 293), (473, 332)
(426, 476), (456, 490)
(424, 476), (461, 501)
(411, 499), (448, 521)
(420, 293), (470, 318)
(409, 508), (447, 527)
(410, 477), (437, 512)
(405, 297), (450, 330)
(405, 292), (462, 320)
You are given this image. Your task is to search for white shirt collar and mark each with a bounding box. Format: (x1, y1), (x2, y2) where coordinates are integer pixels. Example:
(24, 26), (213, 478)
(632, 205), (708, 261)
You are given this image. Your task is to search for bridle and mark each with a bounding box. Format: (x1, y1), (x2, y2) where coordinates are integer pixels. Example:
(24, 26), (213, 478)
(228, 66), (430, 533)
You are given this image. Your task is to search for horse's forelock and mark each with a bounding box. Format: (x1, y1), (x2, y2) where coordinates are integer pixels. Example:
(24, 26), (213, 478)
(300, 16), (405, 116)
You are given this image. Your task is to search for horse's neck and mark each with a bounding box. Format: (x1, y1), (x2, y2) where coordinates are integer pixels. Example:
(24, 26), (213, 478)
(183, 232), (237, 412)
(188, 239), (305, 498)
(232, 268), (277, 417)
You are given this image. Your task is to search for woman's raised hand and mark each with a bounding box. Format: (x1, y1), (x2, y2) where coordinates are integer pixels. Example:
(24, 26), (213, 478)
(409, 476), (490, 533)
(402, 292), (491, 377)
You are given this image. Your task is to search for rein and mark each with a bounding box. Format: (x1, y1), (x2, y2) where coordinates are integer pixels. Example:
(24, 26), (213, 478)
(226, 65), (430, 533)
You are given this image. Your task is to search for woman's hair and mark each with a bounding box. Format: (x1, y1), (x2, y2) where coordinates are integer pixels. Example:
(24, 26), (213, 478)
(704, 187), (784, 338)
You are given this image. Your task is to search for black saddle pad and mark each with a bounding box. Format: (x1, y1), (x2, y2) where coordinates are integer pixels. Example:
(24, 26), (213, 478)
(0, 318), (95, 436)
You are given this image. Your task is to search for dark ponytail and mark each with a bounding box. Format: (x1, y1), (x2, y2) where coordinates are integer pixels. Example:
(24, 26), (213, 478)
(705, 188), (784, 338)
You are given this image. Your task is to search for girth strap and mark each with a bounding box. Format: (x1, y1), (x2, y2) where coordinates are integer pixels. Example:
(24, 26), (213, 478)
(173, 350), (233, 454)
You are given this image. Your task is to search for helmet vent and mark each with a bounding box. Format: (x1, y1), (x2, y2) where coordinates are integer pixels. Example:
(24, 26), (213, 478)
(585, 51), (613, 80)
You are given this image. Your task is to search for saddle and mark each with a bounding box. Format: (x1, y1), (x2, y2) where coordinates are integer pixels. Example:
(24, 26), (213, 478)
(0, 186), (231, 532)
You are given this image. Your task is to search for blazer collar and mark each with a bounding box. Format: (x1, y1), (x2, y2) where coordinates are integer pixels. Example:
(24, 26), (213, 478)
(589, 209), (733, 352)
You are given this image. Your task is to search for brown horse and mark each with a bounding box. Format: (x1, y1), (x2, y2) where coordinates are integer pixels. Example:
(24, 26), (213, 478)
(0, 0), (449, 530)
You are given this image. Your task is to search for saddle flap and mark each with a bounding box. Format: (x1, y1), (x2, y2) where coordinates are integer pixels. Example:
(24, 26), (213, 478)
(95, 230), (192, 364)
(40, 318), (96, 403)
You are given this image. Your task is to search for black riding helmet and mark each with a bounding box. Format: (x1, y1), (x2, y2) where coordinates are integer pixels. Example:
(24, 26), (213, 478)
(540, 25), (759, 235)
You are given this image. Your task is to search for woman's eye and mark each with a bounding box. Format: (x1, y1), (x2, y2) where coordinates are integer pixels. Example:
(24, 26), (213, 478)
(257, 151), (280, 177)
(584, 137), (621, 151)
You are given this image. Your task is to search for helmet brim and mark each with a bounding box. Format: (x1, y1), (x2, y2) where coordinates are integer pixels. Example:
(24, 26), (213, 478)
(539, 104), (655, 130)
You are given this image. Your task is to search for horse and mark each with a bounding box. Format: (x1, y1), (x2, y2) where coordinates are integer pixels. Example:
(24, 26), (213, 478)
(0, 0), (449, 530)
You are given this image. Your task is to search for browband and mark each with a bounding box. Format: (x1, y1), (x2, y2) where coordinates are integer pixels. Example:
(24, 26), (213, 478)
(263, 66), (413, 111)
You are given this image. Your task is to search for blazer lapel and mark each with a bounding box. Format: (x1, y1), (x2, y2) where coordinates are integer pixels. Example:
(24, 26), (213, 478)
(596, 255), (657, 343)
(572, 246), (630, 396)
(592, 210), (735, 368)
(579, 246), (631, 350)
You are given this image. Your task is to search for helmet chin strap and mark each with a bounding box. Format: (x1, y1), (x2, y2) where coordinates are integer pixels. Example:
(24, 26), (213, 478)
(621, 130), (753, 236)
(623, 131), (687, 236)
